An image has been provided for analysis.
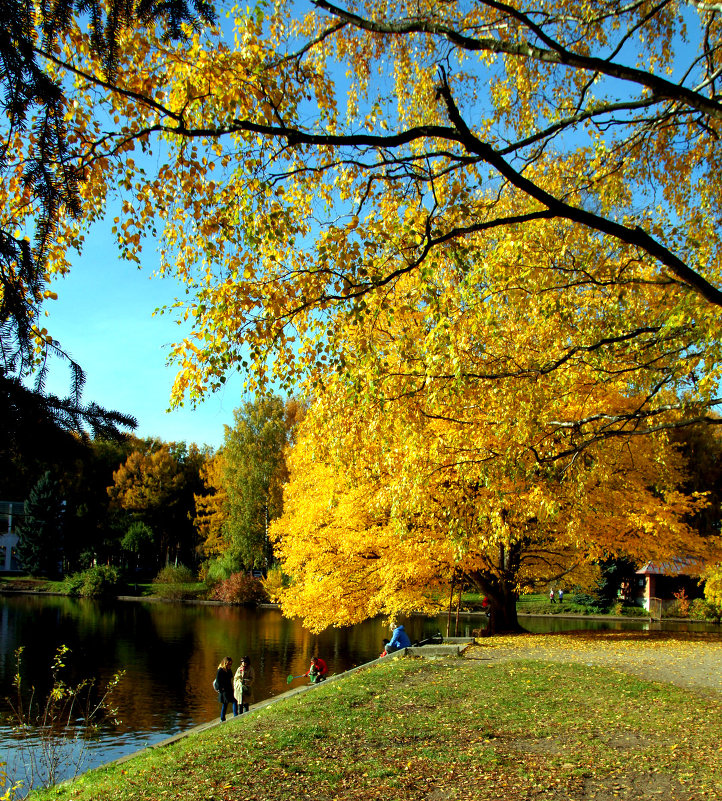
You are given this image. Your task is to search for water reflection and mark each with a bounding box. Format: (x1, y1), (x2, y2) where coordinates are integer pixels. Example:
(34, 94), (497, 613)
(0, 595), (718, 790)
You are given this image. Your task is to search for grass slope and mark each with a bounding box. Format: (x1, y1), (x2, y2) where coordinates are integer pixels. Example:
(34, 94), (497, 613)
(30, 637), (721, 801)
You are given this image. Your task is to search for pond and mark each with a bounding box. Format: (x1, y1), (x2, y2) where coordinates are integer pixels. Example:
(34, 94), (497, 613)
(0, 594), (447, 791)
(0, 594), (718, 792)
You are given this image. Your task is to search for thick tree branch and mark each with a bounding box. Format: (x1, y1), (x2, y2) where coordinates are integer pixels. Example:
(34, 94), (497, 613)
(435, 75), (722, 306)
(313, 0), (722, 121)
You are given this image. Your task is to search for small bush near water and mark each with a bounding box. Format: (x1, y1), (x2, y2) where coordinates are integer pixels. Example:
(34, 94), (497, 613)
(4, 645), (123, 796)
(261, 565), (285, 601)
(153, 565), (195, 584)
(664, 597), (722, 622)
(210, 572), (268, 605)
(150, 565), (202, 600)
(62, 566), (122, 598)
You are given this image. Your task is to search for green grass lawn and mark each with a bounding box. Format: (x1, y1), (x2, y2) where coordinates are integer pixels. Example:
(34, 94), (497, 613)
(27, 647), (721, 801)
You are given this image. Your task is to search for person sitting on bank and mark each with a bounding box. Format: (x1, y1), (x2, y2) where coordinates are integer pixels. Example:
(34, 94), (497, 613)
(233, 655), (255, 714)
(386, 624), (411, 653)
(305, 656), (328, 683)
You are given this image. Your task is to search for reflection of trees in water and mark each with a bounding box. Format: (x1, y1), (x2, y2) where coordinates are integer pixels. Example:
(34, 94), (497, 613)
(2, 597), (453, 734)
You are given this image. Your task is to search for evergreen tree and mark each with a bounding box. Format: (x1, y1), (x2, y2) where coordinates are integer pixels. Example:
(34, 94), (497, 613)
(16, 471), (65, 576)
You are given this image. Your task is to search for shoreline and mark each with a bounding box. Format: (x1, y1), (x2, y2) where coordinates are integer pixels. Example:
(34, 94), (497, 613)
(105, 638), (473, 769)
(1, 586), (718, 626)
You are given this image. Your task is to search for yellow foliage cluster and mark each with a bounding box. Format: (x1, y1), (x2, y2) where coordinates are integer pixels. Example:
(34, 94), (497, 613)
(703, 564), (722, 607)
(267, 227), (718, 629)
(17, 0), (716, 409)
(194, 451), (229, 557)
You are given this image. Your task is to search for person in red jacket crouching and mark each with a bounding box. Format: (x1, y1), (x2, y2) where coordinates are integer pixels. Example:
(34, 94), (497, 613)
(305, 656), (328, 683)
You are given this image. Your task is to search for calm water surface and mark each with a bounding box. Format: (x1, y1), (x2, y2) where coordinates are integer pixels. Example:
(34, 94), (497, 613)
(0, 594), (447, 789)
(0, 594), (718, 790)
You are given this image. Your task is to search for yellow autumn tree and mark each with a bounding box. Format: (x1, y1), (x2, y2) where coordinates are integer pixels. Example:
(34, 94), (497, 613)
(703, 565), (722, 609)
(194, 450), (229, 557)
(270, 258), (716, 632)
(31, 0), (721, 419)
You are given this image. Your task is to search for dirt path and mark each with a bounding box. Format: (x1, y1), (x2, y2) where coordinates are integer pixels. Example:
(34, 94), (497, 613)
(465, 631), (722, 694)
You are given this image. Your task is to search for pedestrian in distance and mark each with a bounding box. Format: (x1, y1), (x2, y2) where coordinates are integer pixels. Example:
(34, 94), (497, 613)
(215, 656), (237, 721)
(549, 588), (555, 604)
(234, 655), (255, 713)
(558, 588), (564, 604)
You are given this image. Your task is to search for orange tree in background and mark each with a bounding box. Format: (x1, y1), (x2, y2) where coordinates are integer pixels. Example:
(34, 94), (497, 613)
(194, 449), (229, 560)
(14, 1), (722, 624)
(108, 440), (207, 570)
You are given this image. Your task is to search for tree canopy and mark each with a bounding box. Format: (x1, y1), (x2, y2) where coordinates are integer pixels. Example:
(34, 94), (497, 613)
(37, 0), (722, 427)
(196, 395), (301, 573)
(16, 470), (65, 576)
(270, 310), (713, 632)
(108, 440), (206, 567)
(12, 0), (722, 625)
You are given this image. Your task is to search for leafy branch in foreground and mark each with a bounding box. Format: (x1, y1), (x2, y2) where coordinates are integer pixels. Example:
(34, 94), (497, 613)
(4, 646), (124, 793)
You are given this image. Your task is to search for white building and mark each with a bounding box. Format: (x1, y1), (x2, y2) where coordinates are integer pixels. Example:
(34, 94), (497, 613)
(0, 501), (24, 572)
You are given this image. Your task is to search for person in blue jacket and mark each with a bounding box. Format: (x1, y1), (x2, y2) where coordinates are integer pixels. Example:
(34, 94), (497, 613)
(386, 624), (411, 653)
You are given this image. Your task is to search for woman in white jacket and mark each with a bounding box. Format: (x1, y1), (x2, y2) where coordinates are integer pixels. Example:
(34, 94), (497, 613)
(233, 655), (255, 713)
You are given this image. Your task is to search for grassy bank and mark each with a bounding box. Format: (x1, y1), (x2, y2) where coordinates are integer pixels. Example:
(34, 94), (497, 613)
(29, 638), (721, 801)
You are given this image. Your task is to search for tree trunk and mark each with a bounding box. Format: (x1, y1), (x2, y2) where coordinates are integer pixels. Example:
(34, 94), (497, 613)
(467, 566), (524, 635)
(486, 590), (522, 634)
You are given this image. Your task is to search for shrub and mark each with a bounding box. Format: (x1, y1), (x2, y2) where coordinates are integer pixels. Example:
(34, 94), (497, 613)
(673, 588), (691, 617)
(689, 598), (722, 623)
(661, 598), (696, 619)
(61, 572), (85, 596)
(211, 572), (269, 605)
(202, 552), (244, 584)
(153, 564), (195, 584)
(562, 602), (594, 615)
(62, 566), (122, 598)
(149, 564), (201, 600)
(151, 582), (202, 600)
(262, 565), (285, 602)
(6, 645), (123, 792)
(570, 593), (606, 612)
(618, 603), (647, 617)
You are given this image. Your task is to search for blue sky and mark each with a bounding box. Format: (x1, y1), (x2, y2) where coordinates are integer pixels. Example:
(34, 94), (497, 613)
(43, 225), (245, 450)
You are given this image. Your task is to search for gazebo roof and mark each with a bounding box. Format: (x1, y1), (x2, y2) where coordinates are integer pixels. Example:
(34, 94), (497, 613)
(635, 557), (703, 577)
